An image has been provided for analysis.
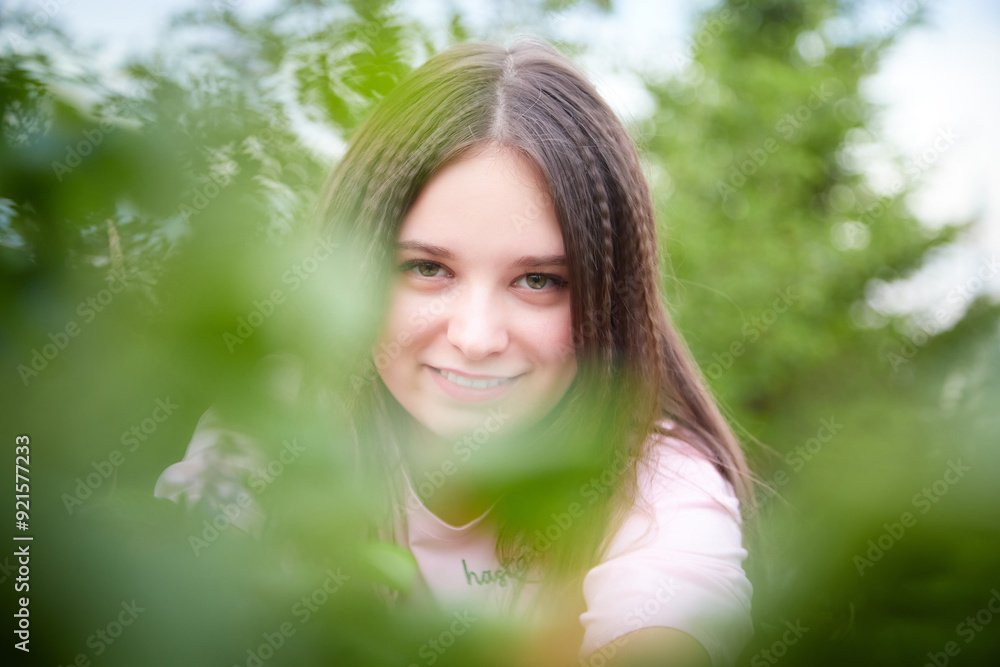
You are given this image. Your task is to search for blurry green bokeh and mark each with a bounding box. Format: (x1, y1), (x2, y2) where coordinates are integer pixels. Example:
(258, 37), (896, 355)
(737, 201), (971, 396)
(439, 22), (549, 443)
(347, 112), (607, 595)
(1, 0), (998, 665)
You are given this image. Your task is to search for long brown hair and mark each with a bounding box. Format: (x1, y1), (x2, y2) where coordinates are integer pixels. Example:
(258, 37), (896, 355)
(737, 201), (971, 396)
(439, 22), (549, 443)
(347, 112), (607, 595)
(316, 36), (754, 613)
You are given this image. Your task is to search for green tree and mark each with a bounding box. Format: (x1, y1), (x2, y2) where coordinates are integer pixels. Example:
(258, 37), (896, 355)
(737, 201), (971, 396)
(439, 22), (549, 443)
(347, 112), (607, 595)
(641, 3), (1000, 665)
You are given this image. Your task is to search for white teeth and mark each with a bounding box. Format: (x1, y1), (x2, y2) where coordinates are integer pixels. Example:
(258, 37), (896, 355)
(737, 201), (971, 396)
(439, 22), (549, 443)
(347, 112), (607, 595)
(438, 369), (511, 389)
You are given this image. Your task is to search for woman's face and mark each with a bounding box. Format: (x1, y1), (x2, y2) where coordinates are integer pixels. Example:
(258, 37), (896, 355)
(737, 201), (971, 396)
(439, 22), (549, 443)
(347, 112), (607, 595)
(374, 145), (577, 441)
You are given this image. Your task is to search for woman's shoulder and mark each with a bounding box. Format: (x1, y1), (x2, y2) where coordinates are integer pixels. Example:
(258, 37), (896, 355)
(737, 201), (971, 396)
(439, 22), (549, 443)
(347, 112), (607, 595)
(577, 419), (753, 666)
(592, 419), (745, 561)
(635, 419), (743, 522)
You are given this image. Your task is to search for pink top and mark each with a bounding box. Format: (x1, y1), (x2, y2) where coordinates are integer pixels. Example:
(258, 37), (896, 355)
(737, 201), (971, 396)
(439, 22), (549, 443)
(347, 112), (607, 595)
(395, 433), (753, 667)
(577, 435), (753, 666)
(155, 416), (753, 666)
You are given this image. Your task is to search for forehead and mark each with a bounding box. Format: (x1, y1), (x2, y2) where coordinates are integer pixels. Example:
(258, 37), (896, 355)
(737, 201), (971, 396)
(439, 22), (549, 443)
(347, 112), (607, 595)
(397, 146), (564, 259)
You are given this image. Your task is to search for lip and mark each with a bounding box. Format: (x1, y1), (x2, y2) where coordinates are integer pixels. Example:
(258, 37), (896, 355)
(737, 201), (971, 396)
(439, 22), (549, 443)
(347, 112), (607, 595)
(427, 365), (522, 403)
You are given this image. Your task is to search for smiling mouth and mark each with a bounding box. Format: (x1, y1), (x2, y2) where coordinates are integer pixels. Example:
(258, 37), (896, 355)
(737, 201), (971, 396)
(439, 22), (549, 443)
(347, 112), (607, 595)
(433, 367), (518, 390)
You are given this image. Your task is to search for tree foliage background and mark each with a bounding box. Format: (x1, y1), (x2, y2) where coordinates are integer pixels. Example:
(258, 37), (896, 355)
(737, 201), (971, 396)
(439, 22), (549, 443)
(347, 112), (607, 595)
(1, 0), (998, 665)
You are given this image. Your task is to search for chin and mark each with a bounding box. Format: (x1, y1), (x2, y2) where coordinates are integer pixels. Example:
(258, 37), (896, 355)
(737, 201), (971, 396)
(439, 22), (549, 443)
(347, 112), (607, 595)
(423, 408), (502, 439)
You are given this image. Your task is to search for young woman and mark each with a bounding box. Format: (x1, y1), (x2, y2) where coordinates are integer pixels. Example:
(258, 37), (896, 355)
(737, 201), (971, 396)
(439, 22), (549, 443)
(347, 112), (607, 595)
(156, 37), (755, 667)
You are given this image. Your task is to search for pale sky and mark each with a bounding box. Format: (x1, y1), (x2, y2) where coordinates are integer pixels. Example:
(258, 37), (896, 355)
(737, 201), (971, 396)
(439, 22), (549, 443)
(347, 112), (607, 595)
(5, 0), (999, 318)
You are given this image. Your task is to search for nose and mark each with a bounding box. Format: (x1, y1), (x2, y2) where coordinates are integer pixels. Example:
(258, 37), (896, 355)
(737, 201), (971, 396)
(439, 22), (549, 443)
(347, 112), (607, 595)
(445, 287), (509, 361)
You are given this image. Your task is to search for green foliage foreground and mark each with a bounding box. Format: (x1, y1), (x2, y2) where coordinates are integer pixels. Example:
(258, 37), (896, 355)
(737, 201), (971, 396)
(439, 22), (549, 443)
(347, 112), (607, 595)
(1, 0), (998, 665)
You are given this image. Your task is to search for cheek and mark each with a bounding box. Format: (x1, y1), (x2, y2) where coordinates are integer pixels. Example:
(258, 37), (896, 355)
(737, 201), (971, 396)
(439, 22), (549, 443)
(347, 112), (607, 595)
(382, 286), (407, 331)
(373, 291), (413, 376)
(527, 304), (576, 370)
(378, 288), (421, 345)
(382, 283), (451, 341)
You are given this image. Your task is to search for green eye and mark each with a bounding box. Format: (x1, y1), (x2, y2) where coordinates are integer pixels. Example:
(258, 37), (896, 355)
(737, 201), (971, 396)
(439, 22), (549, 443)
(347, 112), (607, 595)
(517, 273), (566, 290)
(415, 262), (441, 277)
(401, 260), (445, 277)
(525, 274), (549, 290)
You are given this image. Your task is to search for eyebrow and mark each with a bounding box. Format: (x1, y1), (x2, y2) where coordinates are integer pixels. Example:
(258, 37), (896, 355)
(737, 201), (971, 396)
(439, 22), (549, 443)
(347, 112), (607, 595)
(396, 241), (567, 269)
